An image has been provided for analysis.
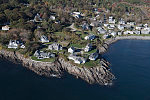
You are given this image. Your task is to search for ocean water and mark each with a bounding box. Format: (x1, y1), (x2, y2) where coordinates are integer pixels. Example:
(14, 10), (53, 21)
(0, 40), (150, 100)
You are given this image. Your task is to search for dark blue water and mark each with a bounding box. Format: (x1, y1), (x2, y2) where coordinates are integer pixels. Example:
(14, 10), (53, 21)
(0, 40), (150, 100)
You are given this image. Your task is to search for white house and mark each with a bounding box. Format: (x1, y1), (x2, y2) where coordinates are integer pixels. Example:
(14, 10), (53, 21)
(141, 28), (150, 34)
(104, 24), (108, 27)
(8, 40), (18, 49)
(72, 12), (82, 18)
(135, 26), (143, 30)
(20, 44), (26, 49)
(110, 31), (117, 37)
(50, 15), (56, 20)
(118, 18), (125, 25)
(103, 34), (109, 39)
(133, 30), (141, 35)
(84, 34), (96, 40)
(40, 35), (49, 43)
(68, 46), (76, 53)
(97, 27), (106, 34)
(127, 22), (136, 26)
(84, 43), (93, 52)
(108, 16), (116, 24)
(123, 31), (134, 35)
(48, 43), (62, 51)
(89, 52), (99, 61)
(117, 32), (122, 36)
(2, 25), (10, 31)
(117, 24), (125, 30)
(144, 23), (148, 28)
(108, 24), (115, 30)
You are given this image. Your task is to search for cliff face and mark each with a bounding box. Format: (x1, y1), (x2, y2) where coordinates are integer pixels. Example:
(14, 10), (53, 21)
(0, 50), (115, 86)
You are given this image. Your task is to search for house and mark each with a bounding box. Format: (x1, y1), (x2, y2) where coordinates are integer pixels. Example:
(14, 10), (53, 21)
(108, 24), (115, 30)
(40, 35), (49, 43)
(97, 27), (106, 34)
(141, 29), (150, 34)
(103, 34), (109, 39)
(68, 46), (76, 53)
(20, 44), (26, 49)
(84, 43), (93, 52)
(74, 57), (86, 64)
(117, 32), (123, 36)
(34, 50), (55, 59)
(68, 54), (86, 64)
(110, 32), (117, 37)
(125, 24), (132, 29)
(8, 40), (18, 49)
(48, 43), (62, 51)
(50, 15), (56, 20)
(84, 34), (96, 40)
(2, 25), (10, 31)
(117, 24), (125, 30)
(72, 12), (82, 18)
(133, 30), (141, 35)
(118, 18), (125, 25)
(90, 21), (101, 27)
(82, 23), (90, 30)
(108, 16), (116, 24)
(104, 24), (108, 27)
(123, 31), (133, 35)
(34, 13), (42, 22)
(89, 52), (99, 61)
(123, 31), (134, 35)
(127, 22), (136, 26)
(144, 23), (148, 28)
(135, 26), (143, 30)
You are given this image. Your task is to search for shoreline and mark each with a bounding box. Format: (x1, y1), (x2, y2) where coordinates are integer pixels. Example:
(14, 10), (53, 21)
(0, 35), (150, 86)
(0, 49), (115, 86)
(100, 36), (150, 54)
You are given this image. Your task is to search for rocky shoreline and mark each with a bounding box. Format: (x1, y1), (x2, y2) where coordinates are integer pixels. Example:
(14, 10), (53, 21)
(0, 49), (115, 86)
(1, 36), (150, 86)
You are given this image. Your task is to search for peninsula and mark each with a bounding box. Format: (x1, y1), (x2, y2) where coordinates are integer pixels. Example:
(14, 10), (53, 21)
(0, 0), (150, 85)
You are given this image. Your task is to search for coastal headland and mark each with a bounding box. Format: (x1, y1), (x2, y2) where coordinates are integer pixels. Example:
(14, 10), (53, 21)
(1, 36), (150, 85)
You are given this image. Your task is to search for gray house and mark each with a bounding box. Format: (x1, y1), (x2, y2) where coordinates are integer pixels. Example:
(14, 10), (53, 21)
(34, 50), (55, 59)
(40, 35), (49, 43)
(48, 43), (62, 51)
(89, 52), (99, 61)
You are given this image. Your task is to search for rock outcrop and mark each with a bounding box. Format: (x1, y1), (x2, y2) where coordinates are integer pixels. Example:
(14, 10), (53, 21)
(0, 50), (115, 86)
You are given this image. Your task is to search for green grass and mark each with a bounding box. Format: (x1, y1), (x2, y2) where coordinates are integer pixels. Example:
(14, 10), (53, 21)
(85, 49), (97, 54)
(69, 43), (85, 48)
(44, 42), (54, 45)
(54, 32), (66, 37)
(84, 59), (100, 68)
(31, 56), (55, 62)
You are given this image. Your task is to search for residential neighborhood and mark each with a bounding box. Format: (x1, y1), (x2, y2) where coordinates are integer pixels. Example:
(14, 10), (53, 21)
(3, 12), (150, 66)
(0, 0), (150, 68)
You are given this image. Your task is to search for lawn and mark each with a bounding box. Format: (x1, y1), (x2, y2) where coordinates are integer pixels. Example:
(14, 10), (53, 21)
(85, 49), (97, 54)
(84, 59), (100, 68)
(54, 32), (66, 37)
(69, 43), (85, 48)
